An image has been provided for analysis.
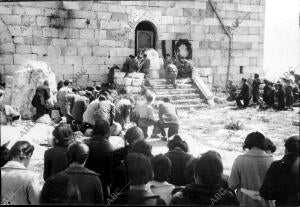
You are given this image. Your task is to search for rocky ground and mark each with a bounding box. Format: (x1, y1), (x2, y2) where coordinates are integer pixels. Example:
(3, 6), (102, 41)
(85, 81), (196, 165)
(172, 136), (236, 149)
(1, 97), (299, 185)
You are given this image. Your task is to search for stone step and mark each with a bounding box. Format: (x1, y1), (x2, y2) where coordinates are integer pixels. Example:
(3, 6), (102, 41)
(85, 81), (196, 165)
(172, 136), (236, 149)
(154, 88), (198, 95)
(150, 78), (192, 83)
(176, 103), (207, 110)
(152, 84), (194, 89)
(171, 98), (203, 105)
(156, 93), (199, 100)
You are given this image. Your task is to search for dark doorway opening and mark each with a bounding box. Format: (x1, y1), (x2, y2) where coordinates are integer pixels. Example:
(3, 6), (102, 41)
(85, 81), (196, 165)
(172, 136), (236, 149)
(135, 21), (157, 56)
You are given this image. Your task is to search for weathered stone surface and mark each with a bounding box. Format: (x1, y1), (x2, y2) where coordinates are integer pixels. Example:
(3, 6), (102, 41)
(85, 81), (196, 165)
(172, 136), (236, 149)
(8, 61), (57, 119)
(131, 78), (143, 87)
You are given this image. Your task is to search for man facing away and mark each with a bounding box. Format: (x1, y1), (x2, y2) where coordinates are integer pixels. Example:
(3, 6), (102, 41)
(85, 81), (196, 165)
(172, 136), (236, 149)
(164, 54), (178, 89)
(252, 73), (262, 104)
(152, 98), (179, 141)
(138, 54), (151, 76)
(32, 80), (51, 121)
(57, 80), (72, 117)
(236, 78), (251, 108)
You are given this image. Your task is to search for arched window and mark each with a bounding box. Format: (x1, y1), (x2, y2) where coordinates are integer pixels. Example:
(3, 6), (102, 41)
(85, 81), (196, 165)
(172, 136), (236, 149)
(135, 21), (157, 55)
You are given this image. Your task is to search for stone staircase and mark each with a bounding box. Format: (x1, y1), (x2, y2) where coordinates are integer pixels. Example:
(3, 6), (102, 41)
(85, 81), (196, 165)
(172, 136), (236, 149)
(150, 78), (207, 110)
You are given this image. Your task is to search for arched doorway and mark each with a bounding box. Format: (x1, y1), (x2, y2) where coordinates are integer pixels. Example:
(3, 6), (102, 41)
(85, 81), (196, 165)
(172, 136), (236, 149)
(135, 21), (157, 56)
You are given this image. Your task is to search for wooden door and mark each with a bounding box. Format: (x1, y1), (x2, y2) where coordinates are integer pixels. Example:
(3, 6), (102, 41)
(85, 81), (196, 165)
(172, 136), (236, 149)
(137, 30), (154, 52)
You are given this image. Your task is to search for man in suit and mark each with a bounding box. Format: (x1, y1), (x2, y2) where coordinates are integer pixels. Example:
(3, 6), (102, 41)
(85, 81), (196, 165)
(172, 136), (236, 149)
(32, 80), (51, 121)
(252, 73), (262, 104)
(236, 78), (252, 108)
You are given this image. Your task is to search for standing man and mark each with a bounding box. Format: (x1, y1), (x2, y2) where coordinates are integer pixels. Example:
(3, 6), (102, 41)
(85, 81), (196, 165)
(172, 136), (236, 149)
(152, 98), (179, 141)
(32, 80), (51, 121)
(236, 78), (251, 108)
(164, 54), (178, 89)
(252, 74), (261, 104)
(138, 54), (150, 76)
(57, 80), (72, 117)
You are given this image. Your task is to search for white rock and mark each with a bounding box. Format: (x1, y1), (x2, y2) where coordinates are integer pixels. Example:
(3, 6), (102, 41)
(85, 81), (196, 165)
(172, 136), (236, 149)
(8, 60), (57, 119)
(131, 78), (144, 86)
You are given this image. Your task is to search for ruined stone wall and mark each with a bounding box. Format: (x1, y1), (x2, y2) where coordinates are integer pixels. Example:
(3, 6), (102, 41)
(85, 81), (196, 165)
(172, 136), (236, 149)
(0, 0), (265, 87)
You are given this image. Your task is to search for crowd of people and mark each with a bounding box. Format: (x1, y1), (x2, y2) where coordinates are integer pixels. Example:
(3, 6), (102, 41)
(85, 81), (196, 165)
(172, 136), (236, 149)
(226, 72), (300, 110)
(1, 121), (299, 206)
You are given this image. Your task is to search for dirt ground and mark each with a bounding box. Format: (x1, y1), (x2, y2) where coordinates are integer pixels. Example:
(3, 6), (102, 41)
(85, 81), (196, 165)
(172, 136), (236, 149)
(1, 99), (299, 184)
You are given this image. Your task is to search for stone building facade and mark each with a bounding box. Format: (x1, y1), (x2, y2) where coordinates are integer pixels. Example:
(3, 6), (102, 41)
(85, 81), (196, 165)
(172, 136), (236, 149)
(0, 0), (265, 87)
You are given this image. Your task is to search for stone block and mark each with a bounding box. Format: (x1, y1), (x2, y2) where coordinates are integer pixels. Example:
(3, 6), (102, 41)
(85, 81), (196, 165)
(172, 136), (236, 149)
(110, 48), (133, 57)
(92, 46), (110, 57)
(131, 78), (143, 87)
(97, 12), (111, 20)
(14, 54), (37, 64)
(111, 12), (128, 21)
(16, 45), (31, 54)
(123, 77), (132, 86)
(208, 41), (221, 49)
(163, 8), (183, 16)
(114, 71), (126, 78)
(108, 5), (124, 13)
(66, 18), (88, 29)
(65, 56), (82, 65)
(83, 56), (105, 65)
(0, 54), (13, 64)
(249, 57), (257, 66)
(70, 10), (96, 19)
(61, 47), (77, 56)
(67, 39), (87, 47)
(95, 30), (107, 39)
(42, 27), (58, 38)
(92, 3), (109, 12)
(114, 77), (125, 85)
(87, 39), (99, 47)
(51, 39), (67, 46)
(63, 2), (81, 10)
(99, 20), (121, 30)
(58, 28), (80, 39)
(173, 17), (188, 24)
(175, 33), (191, 40)
(233, 57), (250, 66)
(78, 47), (92, 56)
(80, 29), (95, 39)
(125, 86), (141, 94)
(32, 37), (52, 45)
(233, 42), (252, 50)
(47, 46), (61, 57)
(0, 5), (12, 14)
(1, 15), (21, 25)
(161, 16), (173, 24)
(13, 7), (44, 16)
(36, 16), (49, 27)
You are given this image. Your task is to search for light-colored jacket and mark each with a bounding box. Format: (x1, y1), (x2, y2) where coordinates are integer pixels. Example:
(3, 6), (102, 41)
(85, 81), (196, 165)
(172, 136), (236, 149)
(1, 161), (42, 205)
(149, 181), (175, 205)
(57, 86), (72, 116)
(229, 148), (273, 207)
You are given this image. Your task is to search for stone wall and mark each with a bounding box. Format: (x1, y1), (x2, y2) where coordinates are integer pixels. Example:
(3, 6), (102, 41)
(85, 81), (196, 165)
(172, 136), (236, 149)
(0, 0), (265, 87)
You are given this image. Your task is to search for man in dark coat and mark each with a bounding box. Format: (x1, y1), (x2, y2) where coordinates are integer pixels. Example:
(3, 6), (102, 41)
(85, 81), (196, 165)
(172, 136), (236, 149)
(252, 73), (261, 104)
(138, 54), (150, 75)
(41, 142), (104, 204)
(122, 55), (138, 76)
(32, 80), (51, 121)
(236, 78), (251, 108)
(165, 135), (193, 186)
(84, 119), (114, 201)
(171, 151), (239, 206)
(274, 83), (285, 110)
(260, 135), (299, 206)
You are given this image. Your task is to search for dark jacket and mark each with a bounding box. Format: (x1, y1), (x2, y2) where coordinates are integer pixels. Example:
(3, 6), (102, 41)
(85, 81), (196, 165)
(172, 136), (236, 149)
(171, 183), (239, 206)
(285, 85), (294, 106)
(165, 147), (193, 186)
(44, 145), (69, 181)
(252, 78), (261, 91)
(276, 88), (285, 109)
(32, 85), (50, 108)
(112, 189), (166, 206)
(264, 85), (276, 106)
(84, 136), (114, 200)
(260, 154), (299, 206)
(41, 166), (104, 204)
(71, 96), (89, 122)
(238, 82), (251, 100)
